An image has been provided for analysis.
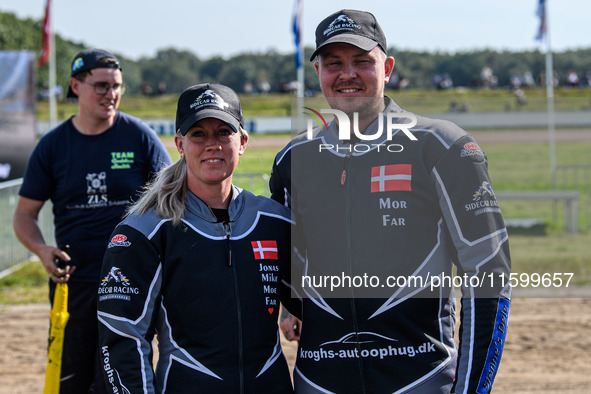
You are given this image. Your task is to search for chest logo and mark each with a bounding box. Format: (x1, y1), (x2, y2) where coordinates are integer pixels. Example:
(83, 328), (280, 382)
(251, 240), (278, 260)
(371, 164), (412, 192)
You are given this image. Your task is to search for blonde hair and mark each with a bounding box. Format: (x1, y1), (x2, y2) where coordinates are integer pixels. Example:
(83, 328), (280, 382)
(126, 126), (249, 226)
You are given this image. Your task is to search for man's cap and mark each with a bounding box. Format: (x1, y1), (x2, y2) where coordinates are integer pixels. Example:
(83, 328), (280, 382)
(67, 48), (122, 98)
(176, 83), (244, 136)
(310, 9), (387, 61)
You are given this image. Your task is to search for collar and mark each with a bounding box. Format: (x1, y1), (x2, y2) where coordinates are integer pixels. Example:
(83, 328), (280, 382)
(185, 184), (245, 223)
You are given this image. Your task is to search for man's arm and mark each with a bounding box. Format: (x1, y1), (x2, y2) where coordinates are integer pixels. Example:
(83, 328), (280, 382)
(432, 133), (511, 393)
(12, 196), (74, 282)
(270, 147), (303, 341)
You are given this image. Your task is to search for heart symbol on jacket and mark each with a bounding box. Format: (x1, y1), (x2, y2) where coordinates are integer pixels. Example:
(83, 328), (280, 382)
(268, 308), (274, 314)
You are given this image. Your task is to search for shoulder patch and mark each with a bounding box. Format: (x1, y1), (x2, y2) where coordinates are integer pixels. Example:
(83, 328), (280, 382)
(460, 142), (485, 158)
(108, 234), (132, 248)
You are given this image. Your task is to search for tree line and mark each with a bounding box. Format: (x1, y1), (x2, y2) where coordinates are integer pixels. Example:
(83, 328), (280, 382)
(2, 10), (591, 97)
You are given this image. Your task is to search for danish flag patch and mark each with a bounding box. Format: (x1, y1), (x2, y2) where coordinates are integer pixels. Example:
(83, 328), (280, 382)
(371, 164), (412, 192)
(251, 240), (278, 260)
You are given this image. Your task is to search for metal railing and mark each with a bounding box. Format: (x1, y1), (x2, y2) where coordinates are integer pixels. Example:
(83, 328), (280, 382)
(0, 174), (271, 276)
(233, 173), (271, 197)
(557, 164), (591, 230)
(0, 179), (54, 277)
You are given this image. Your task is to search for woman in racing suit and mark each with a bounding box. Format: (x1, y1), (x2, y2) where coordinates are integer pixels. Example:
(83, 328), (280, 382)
(97, 83), (296, 393)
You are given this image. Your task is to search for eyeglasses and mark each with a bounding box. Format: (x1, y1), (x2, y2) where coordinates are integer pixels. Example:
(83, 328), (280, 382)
(83, 81), (126, 95)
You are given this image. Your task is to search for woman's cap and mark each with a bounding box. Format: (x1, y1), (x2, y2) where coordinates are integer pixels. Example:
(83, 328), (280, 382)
(176, 83), (244, 135)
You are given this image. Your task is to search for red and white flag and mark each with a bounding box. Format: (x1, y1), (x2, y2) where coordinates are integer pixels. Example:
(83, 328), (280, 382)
(38, 0), (51, 67)
(371, 164), (412, 192)
(251, 240), (278, 260)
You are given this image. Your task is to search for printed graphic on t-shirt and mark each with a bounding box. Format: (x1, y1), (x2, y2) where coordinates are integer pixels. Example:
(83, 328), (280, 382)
(111, 151), (135, 169)
(86, 172), (108, 206)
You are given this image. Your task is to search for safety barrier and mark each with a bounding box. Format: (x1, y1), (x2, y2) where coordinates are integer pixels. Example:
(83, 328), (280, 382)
(497, 191), (580, 234)
(0, 174), (269, 276)
(0, 179), (54, 277)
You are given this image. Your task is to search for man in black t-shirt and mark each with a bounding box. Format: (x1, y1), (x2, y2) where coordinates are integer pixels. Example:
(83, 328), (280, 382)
(13, 48), (171, 393)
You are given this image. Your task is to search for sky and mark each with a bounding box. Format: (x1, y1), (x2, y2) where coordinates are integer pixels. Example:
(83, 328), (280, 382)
(1, 0), (589, 60)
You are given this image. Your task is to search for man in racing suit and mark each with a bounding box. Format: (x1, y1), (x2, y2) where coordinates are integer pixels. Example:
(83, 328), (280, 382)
(270, 9), (511, 394)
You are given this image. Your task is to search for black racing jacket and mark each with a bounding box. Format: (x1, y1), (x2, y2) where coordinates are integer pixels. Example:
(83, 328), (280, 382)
(97, 185), (297, 393)
(270, 97), (511, 394)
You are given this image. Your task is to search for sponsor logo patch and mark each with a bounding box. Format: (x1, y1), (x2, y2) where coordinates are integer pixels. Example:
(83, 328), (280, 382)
(465, 181), (501, 216)
(461, 142), (484, 158)
(108, 234), (131, 248)
(298, 331), (437, 362)
(473, 181), (495, 201)
(324, 14), (361, 38)
(99, 267), (139, 301)
(101, 266), (130, 286)
(190, 89), (229, 112)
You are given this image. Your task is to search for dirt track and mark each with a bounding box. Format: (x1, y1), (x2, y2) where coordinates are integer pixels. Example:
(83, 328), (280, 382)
(1, 296), (590, 393)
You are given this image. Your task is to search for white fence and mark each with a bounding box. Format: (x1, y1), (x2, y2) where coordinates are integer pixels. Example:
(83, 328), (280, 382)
(37, 110), (591, 137)
(497, 191), (580, 234)
(0, 179), (54, 276)
(0, 174), (270, 276)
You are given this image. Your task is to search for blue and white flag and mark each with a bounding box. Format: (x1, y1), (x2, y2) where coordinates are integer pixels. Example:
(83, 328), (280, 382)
(535, 0), (547, 41)
(292, 0), (303, 69)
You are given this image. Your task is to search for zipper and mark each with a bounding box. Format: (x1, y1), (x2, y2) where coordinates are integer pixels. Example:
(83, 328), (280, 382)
(224, 222), (233, 266)
(343, 151), (367, 393)
(224, 222), (244, 392)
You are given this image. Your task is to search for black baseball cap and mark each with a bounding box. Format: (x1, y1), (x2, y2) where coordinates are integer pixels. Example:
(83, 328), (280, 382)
(67, 48), (122, 98)
(310, 9), (387, 61)
(176, 83), (244, 136)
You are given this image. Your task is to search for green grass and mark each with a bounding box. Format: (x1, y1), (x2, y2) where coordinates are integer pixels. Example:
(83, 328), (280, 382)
(37, 87), (591, 121)
(0, 261), (48, 304)
(508, 233), (591, 285)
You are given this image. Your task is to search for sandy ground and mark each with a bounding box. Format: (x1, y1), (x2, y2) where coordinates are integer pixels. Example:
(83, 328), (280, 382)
(1, 296), (590, 393)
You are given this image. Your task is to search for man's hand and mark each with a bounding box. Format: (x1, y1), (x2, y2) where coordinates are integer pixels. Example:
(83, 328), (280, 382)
(13, 196), (75, 283)
(40, 245), (75, 283)
(280, 308), (302, 341)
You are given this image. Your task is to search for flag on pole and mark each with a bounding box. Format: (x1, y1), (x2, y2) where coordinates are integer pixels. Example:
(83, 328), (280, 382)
(535, 0), (547, 41)
(292, 0), (303, 69)
(38, 0), (52, 67)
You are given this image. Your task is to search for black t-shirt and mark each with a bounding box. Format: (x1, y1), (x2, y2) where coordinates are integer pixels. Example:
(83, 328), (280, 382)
(210, 208), (230, 223)
(20, 112), (171, 282)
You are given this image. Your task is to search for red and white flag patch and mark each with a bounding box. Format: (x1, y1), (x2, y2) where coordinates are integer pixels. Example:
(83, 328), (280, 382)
(371, 164), (412, 192)
(251, 240), (278, 260)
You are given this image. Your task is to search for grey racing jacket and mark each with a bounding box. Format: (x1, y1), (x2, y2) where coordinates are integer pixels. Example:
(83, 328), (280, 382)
(97, 185), (297, 393)
(270, 97), (511, 394)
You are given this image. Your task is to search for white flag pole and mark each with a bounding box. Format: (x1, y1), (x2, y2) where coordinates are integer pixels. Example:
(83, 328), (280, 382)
(48, 1), (57, 128)
(545, 32), (556, 190)
(293, 0), (305, 133)
(540, 1), (556, 189)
